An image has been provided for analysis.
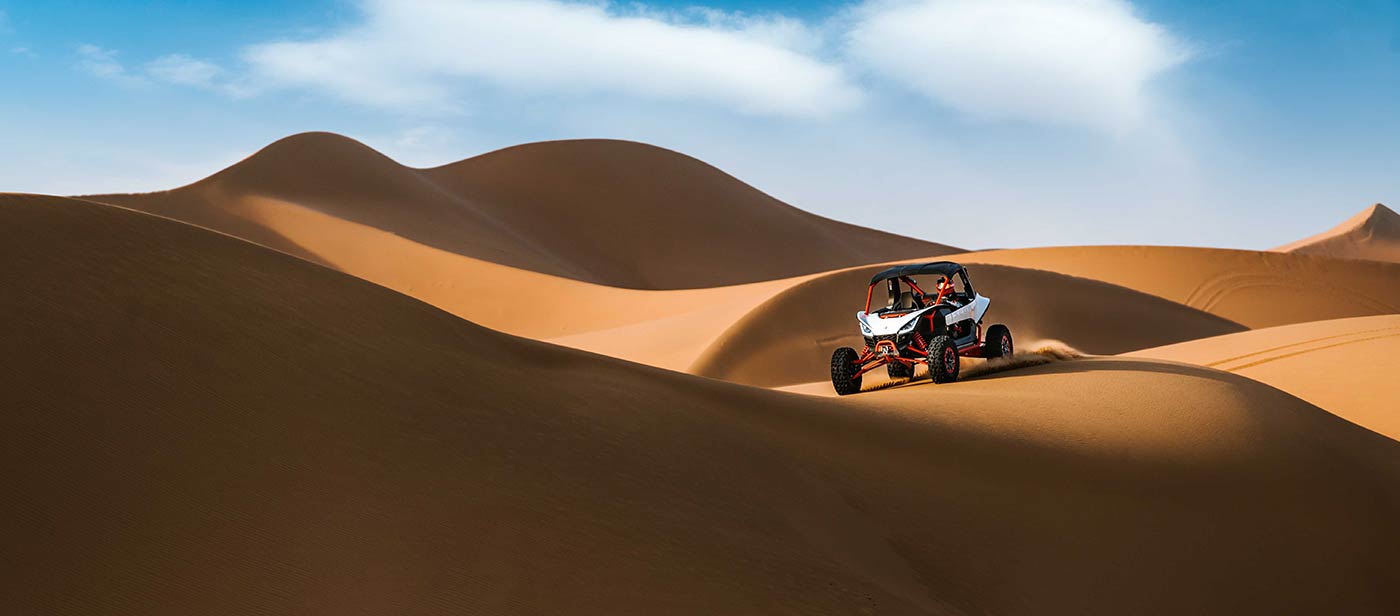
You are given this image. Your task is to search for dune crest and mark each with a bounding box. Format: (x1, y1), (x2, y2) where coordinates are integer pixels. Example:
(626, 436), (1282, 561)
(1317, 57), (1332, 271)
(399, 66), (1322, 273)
(5, 193), (1400, 614)
(1274, 203), (1400, 264)
(78, 134), (1400, 394)
(958, 245), (1400, 328)
(116, 192), (1249, 387)
(87, 132), (960, 289)
(1132, 314), (1400, 440)
(691, 263), (1244, 387)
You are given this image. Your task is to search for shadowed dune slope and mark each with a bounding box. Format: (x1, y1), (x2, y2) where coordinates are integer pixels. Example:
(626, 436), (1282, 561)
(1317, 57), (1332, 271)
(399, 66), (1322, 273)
(212, 197), (1253, 382)
(4, 194), (1400, 614)
(1275, 203), (1400, 264)
(959, 245), (1400, 328)
(153, 196), (1256, 384)
(1132, 314), (1400, 440)
(87, 132), (959, 289)
(693, 263), (1246, 387)
(178, 194), (808, 373)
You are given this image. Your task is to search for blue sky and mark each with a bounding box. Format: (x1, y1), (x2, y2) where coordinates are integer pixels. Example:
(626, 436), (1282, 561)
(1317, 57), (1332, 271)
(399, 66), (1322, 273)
(1, 0), (1397, 250)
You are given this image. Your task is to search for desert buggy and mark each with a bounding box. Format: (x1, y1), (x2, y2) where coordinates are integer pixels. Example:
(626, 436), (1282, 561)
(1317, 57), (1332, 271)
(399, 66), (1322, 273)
(830, 261), (1012, 395)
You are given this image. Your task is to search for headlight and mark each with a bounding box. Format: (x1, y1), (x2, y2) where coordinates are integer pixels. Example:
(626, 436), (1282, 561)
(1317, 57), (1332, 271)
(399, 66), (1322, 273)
(898, 318), (919, 334)
(858, 320), (872, 336)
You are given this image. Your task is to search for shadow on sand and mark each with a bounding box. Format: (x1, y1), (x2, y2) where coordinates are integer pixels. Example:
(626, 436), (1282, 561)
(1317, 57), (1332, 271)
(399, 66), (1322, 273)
(862, 338), (1295, 395)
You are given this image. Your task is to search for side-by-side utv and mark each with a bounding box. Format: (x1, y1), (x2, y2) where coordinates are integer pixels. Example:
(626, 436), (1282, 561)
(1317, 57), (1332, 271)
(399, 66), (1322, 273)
(830, 261), (1012, 395)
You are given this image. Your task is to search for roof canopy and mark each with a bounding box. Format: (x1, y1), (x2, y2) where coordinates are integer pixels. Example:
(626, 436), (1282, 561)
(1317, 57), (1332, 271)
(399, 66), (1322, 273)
(868, 261), (964, 286)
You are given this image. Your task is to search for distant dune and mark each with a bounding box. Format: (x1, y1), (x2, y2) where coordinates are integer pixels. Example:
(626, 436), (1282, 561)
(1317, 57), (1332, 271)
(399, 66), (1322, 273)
(5, 192), (1400, 614)
(8, 132), (1400, 614)
(82, 135), (1400, 388)
(88, 132), (959, 289)
(679, 243), (1400, 386)
(959, 245), (1400, 328)
(689, 263), (1246, 387)
(1275, 203), (1400, 264)
(86, 152), (1399, 389)
(184, 196), (1256, 385)
(1132, 314), (1400, 440)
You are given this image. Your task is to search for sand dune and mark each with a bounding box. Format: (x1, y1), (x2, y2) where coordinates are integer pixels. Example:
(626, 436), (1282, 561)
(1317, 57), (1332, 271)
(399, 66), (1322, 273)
(959, 245), (1400, 328)
(82, 135), (1399, 390)
(691, 262), (1246, 387)
(1131, 314), (1400, 440)
(119, 191), (1398, 392)
(1275, 203), (1400, 264)
(88, 132), (958, 289)
(193, 197), (1251, 383)
(7, 193), (1400, 613)
(195, 195), (806, 373)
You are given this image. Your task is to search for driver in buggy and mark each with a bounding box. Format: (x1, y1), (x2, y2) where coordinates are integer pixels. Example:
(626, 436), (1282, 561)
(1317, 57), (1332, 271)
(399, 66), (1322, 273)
(928, 276), (964, 308)
(884, 276), (965, 312)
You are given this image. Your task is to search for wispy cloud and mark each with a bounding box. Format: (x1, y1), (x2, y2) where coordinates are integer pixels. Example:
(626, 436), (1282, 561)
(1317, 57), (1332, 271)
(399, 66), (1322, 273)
(847, 0), (1190, 132)
(145, 53), (250, 96)
(75, 46), (253, 94)
(2, 11), (37, 59)
(74, 0), (1190, 134)
(240, 0), (862, 118)
(76, 44), (144, 84)
(146, 54), (224, 87)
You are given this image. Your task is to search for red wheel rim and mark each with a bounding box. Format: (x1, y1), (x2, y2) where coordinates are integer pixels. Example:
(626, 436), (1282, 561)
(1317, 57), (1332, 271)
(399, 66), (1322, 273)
(944, 347), (956, 374)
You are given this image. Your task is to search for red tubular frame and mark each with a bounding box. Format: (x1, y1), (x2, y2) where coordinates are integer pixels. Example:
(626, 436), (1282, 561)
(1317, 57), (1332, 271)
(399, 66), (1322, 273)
(863, 276), (933, 314)
(845, 308), (987, 381)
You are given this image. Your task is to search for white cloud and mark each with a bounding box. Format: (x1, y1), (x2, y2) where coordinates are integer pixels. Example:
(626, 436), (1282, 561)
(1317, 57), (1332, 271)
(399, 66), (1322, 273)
(75, 47), (252, 95)
(146, 54), (224, 87)
(847, 0), (1190, 132)
(77, 44), (141, 83)
(136, 0), (1188, 132)
(145, 53), (253, 96)
(240, 0), (862, 118)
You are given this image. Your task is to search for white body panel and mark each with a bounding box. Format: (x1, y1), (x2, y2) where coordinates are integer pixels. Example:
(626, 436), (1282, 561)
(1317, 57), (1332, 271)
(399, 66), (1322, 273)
(973, 295), (990, 321)
(856, 294), (991, 336)
(857, 306), (932, 337)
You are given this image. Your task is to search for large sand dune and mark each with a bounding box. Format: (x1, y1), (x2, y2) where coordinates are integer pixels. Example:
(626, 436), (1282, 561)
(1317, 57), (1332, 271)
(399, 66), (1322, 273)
(1131, 314), (1400, 440)
(959, 245), (1400, 328)
(138, 196), (1249, 383)
(88, 132), (959, 289)
(690, 263), (1245, 386)
(1275, 203), (1400, 264)
(81, 135), (1399, 389)
(95, 188), (1398, 391)
(693, 242), (1400, 387)
(5, 193), (1400, 614)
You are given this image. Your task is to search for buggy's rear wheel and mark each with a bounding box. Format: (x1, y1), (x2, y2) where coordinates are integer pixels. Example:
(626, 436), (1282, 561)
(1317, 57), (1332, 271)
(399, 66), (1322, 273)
(984, 324), (1013, 361)
(830, 347), (863, 396)
(926, 335), (960, 384)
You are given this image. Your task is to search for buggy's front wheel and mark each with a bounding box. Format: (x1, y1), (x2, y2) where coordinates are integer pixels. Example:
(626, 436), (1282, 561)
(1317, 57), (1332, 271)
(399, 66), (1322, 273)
(830, 347), (862, 395)
(926, 335), (960, 384)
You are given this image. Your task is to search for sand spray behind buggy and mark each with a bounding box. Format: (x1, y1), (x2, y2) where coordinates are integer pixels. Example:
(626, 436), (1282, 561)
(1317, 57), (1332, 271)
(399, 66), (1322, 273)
(962, 339), (1086, 379)
(861, 339), (1087, 392)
